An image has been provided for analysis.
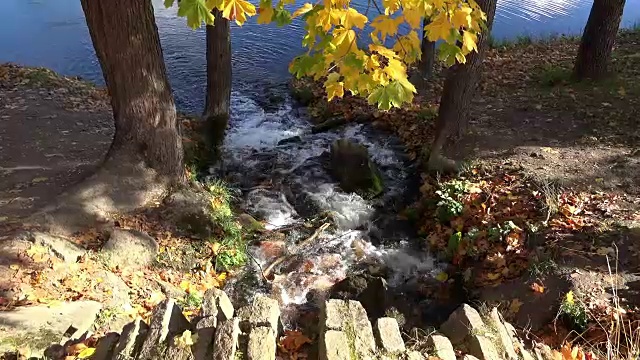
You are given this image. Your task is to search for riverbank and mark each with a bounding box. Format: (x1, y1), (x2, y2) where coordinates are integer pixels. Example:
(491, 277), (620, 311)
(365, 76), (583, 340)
(295, 29), (640, 354)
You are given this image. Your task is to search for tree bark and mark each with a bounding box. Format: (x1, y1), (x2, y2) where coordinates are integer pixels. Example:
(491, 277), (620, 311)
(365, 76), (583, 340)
(428, 0), (497, 172)
(573, 0), (626, 80)
(80, 0), (184, 182)
(204, 10), (232, 151)
(419, 18), (436, 81)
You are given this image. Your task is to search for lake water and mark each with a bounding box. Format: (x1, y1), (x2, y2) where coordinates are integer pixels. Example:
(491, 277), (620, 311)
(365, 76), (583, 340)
(1, 0), (638, 112)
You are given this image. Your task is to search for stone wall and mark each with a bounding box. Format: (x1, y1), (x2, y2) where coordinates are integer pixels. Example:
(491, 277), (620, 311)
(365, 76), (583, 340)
(40, 289), (552, 360)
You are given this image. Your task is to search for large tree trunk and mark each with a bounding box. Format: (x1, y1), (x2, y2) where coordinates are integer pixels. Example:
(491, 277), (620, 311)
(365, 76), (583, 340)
(428, 0), (497, 172)
(80, 0), (184, 182)
(204, 10), (232, 152)
(573, 0), (626, 80)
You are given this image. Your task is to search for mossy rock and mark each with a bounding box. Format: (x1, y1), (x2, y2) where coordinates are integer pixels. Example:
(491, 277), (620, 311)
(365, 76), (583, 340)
(329, 138), (384, 199)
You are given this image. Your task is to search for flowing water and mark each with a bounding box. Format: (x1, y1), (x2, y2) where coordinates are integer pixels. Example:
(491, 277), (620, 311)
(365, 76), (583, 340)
(1, 0), (639, 316)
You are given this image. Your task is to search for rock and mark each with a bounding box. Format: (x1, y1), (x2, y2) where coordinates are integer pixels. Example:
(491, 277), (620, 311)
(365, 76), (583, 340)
(487, 308), (518, 360)
(202, 288), (234, 321)
(290, 85), (314, 106)
(164, 189), (215, 239)
(312, 117), (348, 134)
(0, 300), (101, 356)
(406, 351), (426, 360)
(329, 139), (384, 199)
(102, 228), (158, 268)
(238, 213), (265, 232)
(138, 299), (191, 360)
(112, 319), (149, 360)
(277, 136), (302, 146)
(533, 342), (554, 360)
(375, 318), (405, 354)
(247, 295), (280, 333)
(440, 304), (485, 344)
(164, 335), (195, 360)
(192, 317), (217, 360)
(462, 356), (481, 360)
(91, 332), (119, 360)
(26, 231), (85, 263)
(467, 335), (500, 360)
(321, 299), (376, 359)
(247, 327), (276, 360)
(319, 330), (351, 360)
(426, 334), (455, 360)
(212, 318), (240, 360)
(330, 273), (388, 319)
(521, 348), (536, 360)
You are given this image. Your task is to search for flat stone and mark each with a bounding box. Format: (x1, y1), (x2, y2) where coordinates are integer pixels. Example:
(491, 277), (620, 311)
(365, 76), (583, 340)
(247, 326), (276, 360)
(323, 299), (350, 330)
(321, 299), (376, 358)
(212, 318), (240, 360)
(192, 318), (216, 360)
(487, 308), (518, 360)
(138, 299), (191, 360)
(112, 318), (149, 360)
(319, 330), (351, 360)
(102, 228), (158, 268)
(247, 295), (280, 333)
(202, 288), (234, 321)
(375, 317), (405, 354)
(440, 304), (485, 344)
(426, 334), (455, 360)
(468, 335), (501, 360)
(405, 351), (426, 360)
(27, 231), (85, 263)
(91, 332), (119, 360)
(0, 300), (101, 356)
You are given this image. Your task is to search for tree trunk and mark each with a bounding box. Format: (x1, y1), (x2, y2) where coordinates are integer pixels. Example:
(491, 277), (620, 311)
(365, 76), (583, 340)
(80, 0), (184, 182)
(428, 0), (497, 172)
(204, 10), (232, 152)
(419, 18), (436, 81)
(573, 0), (626, 80)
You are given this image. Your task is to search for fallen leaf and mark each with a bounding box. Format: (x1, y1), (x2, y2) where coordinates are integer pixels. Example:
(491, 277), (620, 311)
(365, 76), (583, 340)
(530, 282), (545, 293)
(175, 330), (198, 348)
(508, 298), (523, 315)
(77, 347), (96, 359)
(435, 271), (449, 282)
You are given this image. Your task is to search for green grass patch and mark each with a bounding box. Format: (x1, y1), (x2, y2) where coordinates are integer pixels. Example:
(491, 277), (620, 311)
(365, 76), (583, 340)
(536, 65), (573, 87)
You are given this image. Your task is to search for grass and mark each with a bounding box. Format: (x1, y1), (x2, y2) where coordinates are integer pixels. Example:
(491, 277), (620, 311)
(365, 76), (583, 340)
(536, 65), (573, 87)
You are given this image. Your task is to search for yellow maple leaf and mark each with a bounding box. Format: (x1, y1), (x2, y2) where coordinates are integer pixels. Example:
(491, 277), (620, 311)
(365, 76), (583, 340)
(462, 30), (478, 53)
(371, 15), (401, 41)
(401, 8), (422, 28)
(292, 3), (313, 18)
(508, 298), (523, 315)
(77, 347), (96, 359)
(175, 330), (199, 349)
(340, 8), (368, 29)
(257, 6), (274, 24)
(330, 28), (356, 58)
(382, 0), (400, 14)
(451, 6), (472, 28)
(325, 73), (344, 101)
(222, 0), (256, 25)
(424, 13), (452, 41)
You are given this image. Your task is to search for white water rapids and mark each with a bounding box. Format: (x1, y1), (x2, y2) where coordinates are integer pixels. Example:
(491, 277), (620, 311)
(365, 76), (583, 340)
(218, 91), (443, 306)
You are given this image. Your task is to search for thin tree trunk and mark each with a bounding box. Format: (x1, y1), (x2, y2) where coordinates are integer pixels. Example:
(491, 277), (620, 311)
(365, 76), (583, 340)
(573, 0), (626, 80)
(428, 0), (497, 172)
(420, 18), (436, 81)
(80, 0), (183, 182)
(204, 10), (232, 152)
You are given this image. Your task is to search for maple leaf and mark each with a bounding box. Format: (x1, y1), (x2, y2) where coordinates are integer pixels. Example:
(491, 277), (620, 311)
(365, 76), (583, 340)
(324, 73), (344, 101)
(425, 13), (453, 41)
(340, 8), (367, 29)
(176, 330), (198, 349)
(222, 0), (256, 25)
(257, 5), (274, 24)
(451, 7), (472, 28)
(77, 347), (96, 359)
(371, 15), (401, 41)
(508, 298), (523, 315)
(330, 28), (356, 58)
(292, 3), (313, 18)
(279, 330), (312, 353)
(530, 282), (545, 293)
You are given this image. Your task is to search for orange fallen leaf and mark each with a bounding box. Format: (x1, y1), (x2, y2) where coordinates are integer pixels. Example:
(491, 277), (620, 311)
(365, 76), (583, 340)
(530, 282), (545, 293)
(279, 330), (312, 353)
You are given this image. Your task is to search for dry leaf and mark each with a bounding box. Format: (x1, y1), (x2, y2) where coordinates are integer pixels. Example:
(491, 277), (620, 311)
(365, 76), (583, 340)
(530, 282), (545, 293)
(508, 298), (523, 315)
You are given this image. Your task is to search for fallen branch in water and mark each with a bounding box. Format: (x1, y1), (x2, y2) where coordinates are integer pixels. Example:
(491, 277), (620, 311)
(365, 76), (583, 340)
(263, 222), (330, 280)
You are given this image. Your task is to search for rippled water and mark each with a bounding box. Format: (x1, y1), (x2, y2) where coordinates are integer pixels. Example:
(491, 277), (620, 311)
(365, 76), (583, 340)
(1, 0), (638, 111)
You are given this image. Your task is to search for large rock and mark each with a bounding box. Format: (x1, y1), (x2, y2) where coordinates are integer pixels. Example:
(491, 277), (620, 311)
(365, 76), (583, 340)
(246, 295), (280, 333)
(440, 304), (485, 345)
(321, 299), (376, 359)
(212, 318), (240, 360)
(112, 319), (149, 360)
(319, 330), (351, 360)
(164, 189), (215, 239)
(138, 299), (191, 360)
(468, 335), (500, 360)
(101, 228), (158, 268)
(247, 327), (276, 360)
(329, 139), (384, 199)
(0, 301), (101, 356)
(330, 273), (388, 319)
(375, 318), (405, 354)
(487, 308), (518, 360)
(25, 231), (86, 263)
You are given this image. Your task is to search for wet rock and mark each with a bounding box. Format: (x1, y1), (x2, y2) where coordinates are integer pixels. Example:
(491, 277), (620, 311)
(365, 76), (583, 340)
(0, 300), (101, 356)
(290, 84), (315, 106)
(91, 332), (119, 360)
(202, 288), (234, 321)
(212, 318), (240, 360)
(138, 299), (191, 360)
(238, 213), (265, 232)
(102, 228), (158, 268)
(467, 335), (500, 360)
(487, 307), (518, 360)
(375, 317), (405, 354)
(330, 273), (388, 319)
(440, 304), (485, 345)
(319, 330), (351, 360)
(312, 117), (348, 134)
(26, 231), (85, 263)
(328, 138), (384, 199)
(112, 318), (149, 360)
(426, 334), (455, 360)
(247, 295), (281, 333)
(247, 326), (276, 360)
(277, 136), (302, 146)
